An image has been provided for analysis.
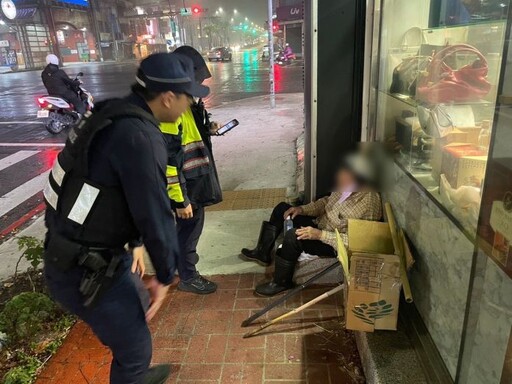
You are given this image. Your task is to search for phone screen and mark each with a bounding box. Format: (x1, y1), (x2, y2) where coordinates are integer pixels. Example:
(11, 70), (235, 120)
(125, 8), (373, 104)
(217, 119), (239, 135)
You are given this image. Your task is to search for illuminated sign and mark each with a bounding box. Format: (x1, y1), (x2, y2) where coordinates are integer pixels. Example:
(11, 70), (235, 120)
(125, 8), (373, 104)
(52, 0), (89, 7)
(1, 0), (17, 20)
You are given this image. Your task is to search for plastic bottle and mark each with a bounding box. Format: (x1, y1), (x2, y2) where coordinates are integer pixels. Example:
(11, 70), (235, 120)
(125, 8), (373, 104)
(284, 215), (294, 232)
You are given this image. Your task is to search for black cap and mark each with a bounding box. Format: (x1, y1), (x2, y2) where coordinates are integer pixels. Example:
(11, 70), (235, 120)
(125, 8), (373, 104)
(174, 45), (212, 84)
(136, 52), (209, 98)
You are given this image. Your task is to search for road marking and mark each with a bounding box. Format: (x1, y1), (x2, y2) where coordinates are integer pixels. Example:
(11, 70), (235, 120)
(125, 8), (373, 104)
(0, 121), (43, 125)
(0, 170), (50, 218)
(0, 150), (40, 172)
(0, 143), (64, 147)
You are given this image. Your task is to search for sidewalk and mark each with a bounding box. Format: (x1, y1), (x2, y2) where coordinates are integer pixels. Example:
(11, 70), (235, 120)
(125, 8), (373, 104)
(1, 94), (365, 383)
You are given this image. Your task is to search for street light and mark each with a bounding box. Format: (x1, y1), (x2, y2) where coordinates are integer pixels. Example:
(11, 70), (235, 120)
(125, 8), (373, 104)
(233, 9), (238, 14)
(245, 17), (248, 21)
(218, 7), (223, 13)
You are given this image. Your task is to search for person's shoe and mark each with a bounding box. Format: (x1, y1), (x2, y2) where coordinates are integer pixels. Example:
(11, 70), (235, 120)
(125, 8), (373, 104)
(255, 256), (296, 297)
(241, 221), (279, 266)
(178, 275), (217, 295)
(143, 364), (171, 384)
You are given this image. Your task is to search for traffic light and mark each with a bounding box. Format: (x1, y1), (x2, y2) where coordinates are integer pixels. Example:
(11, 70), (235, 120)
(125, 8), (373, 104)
(192, 5), (202, 15)
(272, 20), (279, 32)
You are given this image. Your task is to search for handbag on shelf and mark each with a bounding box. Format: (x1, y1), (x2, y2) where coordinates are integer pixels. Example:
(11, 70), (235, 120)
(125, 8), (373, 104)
(417, 104), (454, 138)
(388, 27), (428, 96)
(416, 44), (491, 104)
(390, 55), (432, 96)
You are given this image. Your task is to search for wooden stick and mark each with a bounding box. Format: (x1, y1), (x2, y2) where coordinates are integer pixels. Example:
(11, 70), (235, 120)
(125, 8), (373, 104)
(384, 203), (413, 303)
(243, 284), (344, 338)
(241, 261), (340, 327)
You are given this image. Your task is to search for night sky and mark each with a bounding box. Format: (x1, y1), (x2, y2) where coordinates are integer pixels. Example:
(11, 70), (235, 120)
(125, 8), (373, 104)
(180, 0), (269, 26)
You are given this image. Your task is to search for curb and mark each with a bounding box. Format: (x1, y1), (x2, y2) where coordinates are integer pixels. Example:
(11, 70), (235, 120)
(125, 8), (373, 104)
(0, 203), (46, 242)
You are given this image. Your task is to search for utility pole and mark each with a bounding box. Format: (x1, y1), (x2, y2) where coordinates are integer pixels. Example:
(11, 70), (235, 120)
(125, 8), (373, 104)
(267, 0), (276, 108)
(89, 0), (104, 62)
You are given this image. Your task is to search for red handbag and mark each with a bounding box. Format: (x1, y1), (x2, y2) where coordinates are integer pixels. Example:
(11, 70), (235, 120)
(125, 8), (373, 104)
(417, 44), (491, 104)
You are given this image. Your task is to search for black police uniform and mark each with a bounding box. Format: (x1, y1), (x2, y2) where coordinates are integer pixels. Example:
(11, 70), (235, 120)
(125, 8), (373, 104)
(43, 52), (209, 384)
(43, 93), (179, 384)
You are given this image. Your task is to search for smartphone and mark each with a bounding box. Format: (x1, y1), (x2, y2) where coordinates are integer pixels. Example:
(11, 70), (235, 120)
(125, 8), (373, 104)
(216, 119), (239, 135)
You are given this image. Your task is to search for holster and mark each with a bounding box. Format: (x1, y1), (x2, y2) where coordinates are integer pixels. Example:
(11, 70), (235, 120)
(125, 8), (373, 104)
(78, 250), (123, 308)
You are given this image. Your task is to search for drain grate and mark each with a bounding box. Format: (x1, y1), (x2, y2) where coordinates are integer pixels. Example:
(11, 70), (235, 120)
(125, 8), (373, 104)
(206, 188), (287, 211)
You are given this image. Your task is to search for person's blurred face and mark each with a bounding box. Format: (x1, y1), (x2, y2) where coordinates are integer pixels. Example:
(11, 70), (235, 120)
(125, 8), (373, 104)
(336, 168), (357, 191)
(154, 92), (193, 123)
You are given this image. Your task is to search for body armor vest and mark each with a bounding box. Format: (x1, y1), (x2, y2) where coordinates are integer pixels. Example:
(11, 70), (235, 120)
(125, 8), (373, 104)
(44, 100), (159, 248)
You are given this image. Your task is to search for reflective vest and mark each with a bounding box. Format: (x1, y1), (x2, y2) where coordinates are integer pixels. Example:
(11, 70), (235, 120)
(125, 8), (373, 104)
(160, 105), (222, 208)
(44, 101), (159, 247)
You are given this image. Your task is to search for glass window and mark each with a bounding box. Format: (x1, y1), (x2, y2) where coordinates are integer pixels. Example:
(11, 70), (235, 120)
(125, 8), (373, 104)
(374, 0), (510, 237)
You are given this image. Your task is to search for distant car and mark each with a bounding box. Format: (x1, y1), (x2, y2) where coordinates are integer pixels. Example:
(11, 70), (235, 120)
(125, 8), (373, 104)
(207, 47), (232, 62)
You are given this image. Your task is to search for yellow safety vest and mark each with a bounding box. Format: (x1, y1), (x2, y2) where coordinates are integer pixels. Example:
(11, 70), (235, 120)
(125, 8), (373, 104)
(160, 108), (211, 206)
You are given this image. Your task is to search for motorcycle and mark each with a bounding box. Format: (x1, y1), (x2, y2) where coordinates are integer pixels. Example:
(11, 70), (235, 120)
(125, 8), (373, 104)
(275, 50), (296, 66)
(37, 72), (94, 134)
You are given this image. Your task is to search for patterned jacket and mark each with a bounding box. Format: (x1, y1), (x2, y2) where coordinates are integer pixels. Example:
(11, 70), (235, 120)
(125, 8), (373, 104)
(300, 191), (382, 248)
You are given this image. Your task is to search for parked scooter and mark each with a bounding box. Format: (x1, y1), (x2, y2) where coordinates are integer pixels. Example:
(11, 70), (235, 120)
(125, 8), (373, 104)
(36, 72), (94, 134)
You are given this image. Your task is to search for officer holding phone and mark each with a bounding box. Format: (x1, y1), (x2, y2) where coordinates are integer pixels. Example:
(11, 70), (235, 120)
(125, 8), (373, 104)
(162, 46), (224, 295)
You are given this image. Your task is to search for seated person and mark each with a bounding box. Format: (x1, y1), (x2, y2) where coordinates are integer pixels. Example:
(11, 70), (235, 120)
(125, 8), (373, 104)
(41, 54), (85, 115)
(241, 153), (383, 296)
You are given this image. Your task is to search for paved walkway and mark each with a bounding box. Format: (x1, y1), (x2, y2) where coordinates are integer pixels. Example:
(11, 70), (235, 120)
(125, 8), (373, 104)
(35, 274), (360, 384)
(3, 93), (364, 383)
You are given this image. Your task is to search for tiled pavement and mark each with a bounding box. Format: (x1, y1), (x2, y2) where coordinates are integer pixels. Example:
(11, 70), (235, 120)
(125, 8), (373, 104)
(35, 274), (364, 384)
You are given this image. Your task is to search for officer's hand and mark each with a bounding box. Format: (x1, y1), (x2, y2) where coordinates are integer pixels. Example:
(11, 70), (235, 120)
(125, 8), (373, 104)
(284, 206), (303, 219)
(210, 122), (220, 135)
(131, 246), (146, 279)
(177, 204), (194, 220)
(145, 277), (170, 322)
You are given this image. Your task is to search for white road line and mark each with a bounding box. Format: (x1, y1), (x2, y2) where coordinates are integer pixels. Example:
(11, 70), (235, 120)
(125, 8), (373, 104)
(0, 121), (43, 125)
(0, 170), (50, 217)
(0, 143), (65, 147)
(0, 150), (40, 172)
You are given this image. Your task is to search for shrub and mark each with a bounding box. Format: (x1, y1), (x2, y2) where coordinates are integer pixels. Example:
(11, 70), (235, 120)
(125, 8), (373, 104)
(3, 366), (35, 384)
(0, 293), (57, 344)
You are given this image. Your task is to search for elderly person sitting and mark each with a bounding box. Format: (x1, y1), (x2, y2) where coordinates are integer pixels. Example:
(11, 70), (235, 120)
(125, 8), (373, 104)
(241, 153), (383, 296)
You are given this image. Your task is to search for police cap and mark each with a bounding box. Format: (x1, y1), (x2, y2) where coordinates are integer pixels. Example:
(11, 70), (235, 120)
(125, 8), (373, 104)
(136, 52), (209, 98)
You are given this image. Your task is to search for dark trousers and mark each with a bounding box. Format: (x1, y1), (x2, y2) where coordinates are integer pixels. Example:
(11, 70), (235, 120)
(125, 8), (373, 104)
(44, 256), (151, 384)
(176, 206), (205, 281)
(270, 202), (336, 263)
(63, 90), (86, 114)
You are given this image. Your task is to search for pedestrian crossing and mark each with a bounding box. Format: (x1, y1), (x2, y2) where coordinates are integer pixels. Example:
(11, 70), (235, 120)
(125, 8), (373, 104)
(0, 148), (59, 235)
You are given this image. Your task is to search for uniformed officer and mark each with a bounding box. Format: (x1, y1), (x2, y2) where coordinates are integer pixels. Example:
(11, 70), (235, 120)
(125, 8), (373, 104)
(43, 53), (209, 384)
(162, 46), (222, 295)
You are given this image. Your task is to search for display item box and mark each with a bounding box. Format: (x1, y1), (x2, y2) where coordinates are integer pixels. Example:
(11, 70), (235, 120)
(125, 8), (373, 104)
(441, 144), (487, 189)
(337, 220), (403, 332)
(431, 130), (469, 182)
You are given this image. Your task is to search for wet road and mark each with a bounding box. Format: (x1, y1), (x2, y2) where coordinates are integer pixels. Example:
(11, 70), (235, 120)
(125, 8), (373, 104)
(0, 48), (303, 236)
(0, 48), (303, 121)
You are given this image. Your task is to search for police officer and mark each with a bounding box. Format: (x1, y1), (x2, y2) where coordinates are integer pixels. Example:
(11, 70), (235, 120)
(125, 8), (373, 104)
(43, 53), (209, 384)
(162, 46), (222, 295)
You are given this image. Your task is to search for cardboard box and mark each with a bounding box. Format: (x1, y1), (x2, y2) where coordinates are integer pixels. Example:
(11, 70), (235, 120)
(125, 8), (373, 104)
(337, 220), (402, 332)
(455, 126), (481, 145)
(431, 130), (469, 182)
(441, 144), (487, 189)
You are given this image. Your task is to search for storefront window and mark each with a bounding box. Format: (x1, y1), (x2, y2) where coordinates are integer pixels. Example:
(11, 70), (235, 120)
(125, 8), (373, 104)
(375, 0), (510, 237)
